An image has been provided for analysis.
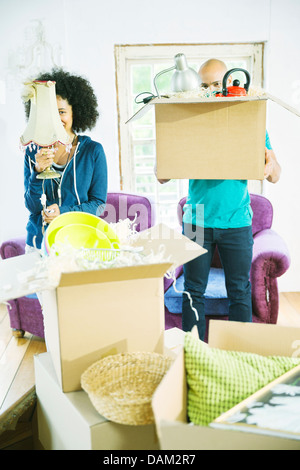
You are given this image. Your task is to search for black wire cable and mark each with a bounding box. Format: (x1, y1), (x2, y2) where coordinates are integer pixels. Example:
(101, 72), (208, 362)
(134, 92), (157, 104)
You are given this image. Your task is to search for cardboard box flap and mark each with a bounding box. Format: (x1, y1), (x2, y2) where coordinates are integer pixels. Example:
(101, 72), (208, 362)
(135, 223), (206, 270)
(152, 348), (187, 438)
(58, 262), (173, 287)
(0, 223), (205, 302)
(126, 99), (154, 123)
(208, 320), (300, 357)
(0, 252), (42, 303)
(126, 94), (269, 124)
(152, 327), (198, 435)
(127, 92), (300, 124)
(58, 223), (204, 286)
(265, 92), (300, 118)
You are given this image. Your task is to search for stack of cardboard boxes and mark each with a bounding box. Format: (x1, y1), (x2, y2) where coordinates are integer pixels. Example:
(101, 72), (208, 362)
(0, 224), (204, 449)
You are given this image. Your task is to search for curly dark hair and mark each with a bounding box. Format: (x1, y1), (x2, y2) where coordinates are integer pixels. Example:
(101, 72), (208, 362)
(24, 68), (99, 132)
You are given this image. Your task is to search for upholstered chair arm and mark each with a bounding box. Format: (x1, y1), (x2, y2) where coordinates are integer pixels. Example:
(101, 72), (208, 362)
(251, 229), (290, 278)
(251, 229), (290, 324)
(0, 237), (26, 259)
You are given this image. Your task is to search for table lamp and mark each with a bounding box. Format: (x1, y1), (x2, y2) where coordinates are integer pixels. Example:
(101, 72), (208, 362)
(154, 53), (200, 98)
(20, 80), (71, 179)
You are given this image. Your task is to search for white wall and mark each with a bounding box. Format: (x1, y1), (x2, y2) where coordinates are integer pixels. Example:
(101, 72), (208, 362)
(0, 0), (299, 291)
(263, 0), (300, 291)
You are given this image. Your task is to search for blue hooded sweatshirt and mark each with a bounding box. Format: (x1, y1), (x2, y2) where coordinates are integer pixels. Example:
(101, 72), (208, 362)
(24, 135), (108, 249)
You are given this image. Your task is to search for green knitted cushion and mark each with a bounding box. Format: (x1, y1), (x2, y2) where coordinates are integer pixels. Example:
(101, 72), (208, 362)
(184, 332), (300, 426)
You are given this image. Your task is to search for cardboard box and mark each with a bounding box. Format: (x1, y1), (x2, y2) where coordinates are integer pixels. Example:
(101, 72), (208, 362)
(34, 352), (159, 450)
(127, 94), (300, 180)
(0, 224), (205, 393)
(152, 321), (300, 450)
(34, 328), (185, 450)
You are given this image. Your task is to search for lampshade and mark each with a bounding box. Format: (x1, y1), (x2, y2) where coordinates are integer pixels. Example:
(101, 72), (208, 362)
(170, 53), (200, 93)
(20, 80), (71, 148)
(154, 53), (200, 98)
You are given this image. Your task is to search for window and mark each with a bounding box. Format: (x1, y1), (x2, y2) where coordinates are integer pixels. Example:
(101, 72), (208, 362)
(115, 43), (264, 227)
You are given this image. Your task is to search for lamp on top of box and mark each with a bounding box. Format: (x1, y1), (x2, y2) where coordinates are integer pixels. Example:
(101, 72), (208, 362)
(128, 63), (300, 181)
(20, 80), (71, 179)
(154, 53), (200, 98)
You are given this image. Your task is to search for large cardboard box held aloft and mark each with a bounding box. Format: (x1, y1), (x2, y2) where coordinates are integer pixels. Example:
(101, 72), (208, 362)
(0, 224), (205, 393)
(127, 93), (300, 180)
(152, 321), (300, 450)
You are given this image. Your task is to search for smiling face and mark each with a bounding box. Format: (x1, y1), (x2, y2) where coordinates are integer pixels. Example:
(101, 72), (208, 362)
(56, 96), (74, 137)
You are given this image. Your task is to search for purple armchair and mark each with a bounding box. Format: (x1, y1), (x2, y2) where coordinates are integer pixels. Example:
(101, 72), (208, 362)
(164, 193), (291, 339)
(0, 192), (155, 339)
(100, 191), (155, 230)
(0, 237), (45, 338)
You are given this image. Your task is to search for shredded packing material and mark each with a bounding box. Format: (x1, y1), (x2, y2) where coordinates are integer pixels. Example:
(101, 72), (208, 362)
(13, 217), (199, 323)
(164, 270), (199, 322)
(109, 215), (140, 245)
(21, 220), (196, 323)
(247, 85), (266, 97)
(168, 87), (217, 99)
(18, 217), (166, 278)
(16, 218), (170, 291)
(167, 85), (266, 100)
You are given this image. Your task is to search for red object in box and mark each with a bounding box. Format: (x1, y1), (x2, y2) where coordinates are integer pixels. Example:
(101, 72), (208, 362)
(216, 68), (250, 97)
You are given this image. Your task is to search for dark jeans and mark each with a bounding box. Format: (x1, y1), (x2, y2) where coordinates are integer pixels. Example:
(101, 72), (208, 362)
(182, 224), (254, 341)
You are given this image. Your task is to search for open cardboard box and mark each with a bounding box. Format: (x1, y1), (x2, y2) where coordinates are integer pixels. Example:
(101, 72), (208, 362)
(0, 223), (205, 393)
(34, 351), (160, 450)
(127, 93), (300, 180)
(152, 320), (300, 450)
(34, 327), (185, 450)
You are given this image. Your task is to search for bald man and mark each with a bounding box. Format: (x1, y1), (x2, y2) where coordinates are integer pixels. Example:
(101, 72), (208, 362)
(158, 58), (281, 340)
(199, 58), (231, 91)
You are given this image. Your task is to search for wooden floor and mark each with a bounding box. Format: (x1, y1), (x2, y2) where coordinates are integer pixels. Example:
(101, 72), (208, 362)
(0, 292), (300, 450)
(0, 303), (46, 449)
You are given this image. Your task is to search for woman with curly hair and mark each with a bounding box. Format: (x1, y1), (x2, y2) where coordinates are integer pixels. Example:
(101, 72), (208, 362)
(23, 68), (107, 250)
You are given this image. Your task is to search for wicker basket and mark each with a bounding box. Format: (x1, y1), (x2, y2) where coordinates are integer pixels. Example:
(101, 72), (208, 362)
(81, 352), (174, 426)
